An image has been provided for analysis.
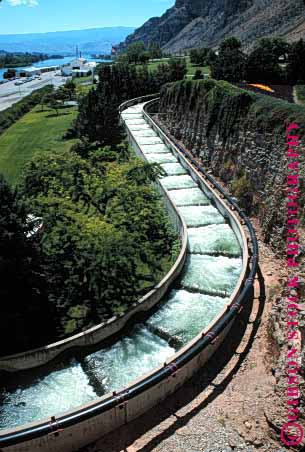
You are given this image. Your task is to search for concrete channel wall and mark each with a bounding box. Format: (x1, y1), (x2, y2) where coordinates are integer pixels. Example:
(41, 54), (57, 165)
(0, 96), (257, 452)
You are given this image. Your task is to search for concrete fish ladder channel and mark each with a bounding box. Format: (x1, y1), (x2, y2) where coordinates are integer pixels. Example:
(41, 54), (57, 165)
(0, 96), (258, 452)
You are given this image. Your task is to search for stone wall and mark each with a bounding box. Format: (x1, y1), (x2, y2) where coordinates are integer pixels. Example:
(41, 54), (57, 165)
(158, 79), (305, 255)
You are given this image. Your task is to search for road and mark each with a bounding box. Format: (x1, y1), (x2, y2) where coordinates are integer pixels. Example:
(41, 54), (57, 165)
(0, 71), (67, 112)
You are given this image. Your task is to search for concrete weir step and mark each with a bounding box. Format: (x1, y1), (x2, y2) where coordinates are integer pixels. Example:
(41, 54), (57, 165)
(147, 289), (230, 346)
(180, 254), (242, 298)
(145, 323), (183, 350)
(178, 205), (226, 227)
(160, 174), (198, 190)
(169, 188), (210, 206)
(187, 224), (242, 257)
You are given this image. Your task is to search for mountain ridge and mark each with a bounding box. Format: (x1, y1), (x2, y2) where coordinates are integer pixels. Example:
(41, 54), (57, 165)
(121, 0), (305, 52)
(0, 27), (135, 55)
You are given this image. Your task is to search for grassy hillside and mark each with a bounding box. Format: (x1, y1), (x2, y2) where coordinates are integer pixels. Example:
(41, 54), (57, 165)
(0, 105), (77, 185)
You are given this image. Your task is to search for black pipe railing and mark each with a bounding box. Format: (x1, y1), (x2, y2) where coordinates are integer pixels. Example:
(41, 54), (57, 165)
(0, 95), (258, 449)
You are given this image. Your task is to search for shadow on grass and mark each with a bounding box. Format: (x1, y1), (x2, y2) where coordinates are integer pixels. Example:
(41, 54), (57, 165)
(80, 266), (266, 452)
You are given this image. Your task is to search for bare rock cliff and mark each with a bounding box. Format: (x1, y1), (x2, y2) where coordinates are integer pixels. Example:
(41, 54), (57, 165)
(121, 0), (305, 52)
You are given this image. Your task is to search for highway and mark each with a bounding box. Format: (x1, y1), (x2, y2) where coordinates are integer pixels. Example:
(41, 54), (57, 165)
(0, 71), (67, 112)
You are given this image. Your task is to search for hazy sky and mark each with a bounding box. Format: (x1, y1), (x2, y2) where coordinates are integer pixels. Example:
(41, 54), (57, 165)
(0, 0), (174, 34)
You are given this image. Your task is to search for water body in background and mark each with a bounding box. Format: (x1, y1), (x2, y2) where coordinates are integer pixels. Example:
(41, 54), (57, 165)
(0, 54), (110, 80)
(0, 68), (7, 80)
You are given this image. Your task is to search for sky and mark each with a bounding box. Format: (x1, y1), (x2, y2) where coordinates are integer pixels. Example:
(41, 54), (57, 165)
(0, 0), (174, 35)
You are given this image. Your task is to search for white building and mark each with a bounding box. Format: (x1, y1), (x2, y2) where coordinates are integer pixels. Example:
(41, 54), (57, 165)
(61, 58), (97, 78)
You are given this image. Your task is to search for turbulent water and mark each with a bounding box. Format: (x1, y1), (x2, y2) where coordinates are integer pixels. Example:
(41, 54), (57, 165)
(161, 175), (198, 190)
(146, 152), (178, 164)
(188, 224), (241, 256)
(148, 290), (229, 345)
(178, 205), (225, 227)
(161, 163), (187, 176)
(0, 102), (243, 431)
(83, 326), (175, 394)
(169, 188), (210, 206)
(0, 361), (98, 429)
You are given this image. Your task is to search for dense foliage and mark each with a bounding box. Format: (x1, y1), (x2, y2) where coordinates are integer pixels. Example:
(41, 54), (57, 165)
(287, 39), (305, 84)
(74, 60), (187, 145)
(117, 41), (164, 64)
(245, 37), (289, 83)
(0, 85), (54, 136)
(0, 175), (55, 355)
(189, 47), (216, 66)
(211, 37), (246, 83)
(0, 51), (62, 69)
(210, 36), (305, 85)
(18, 146), (177, 338)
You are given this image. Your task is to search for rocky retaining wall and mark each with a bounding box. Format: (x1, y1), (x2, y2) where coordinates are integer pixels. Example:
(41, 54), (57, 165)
(158, 79), (305, 255)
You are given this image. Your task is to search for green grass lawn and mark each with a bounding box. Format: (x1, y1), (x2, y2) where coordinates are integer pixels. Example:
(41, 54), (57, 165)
(136, 56), (210, 77)
(0, 105), (78, 185)
(73, 75), (94, 85)
(185, 56), (210, 77)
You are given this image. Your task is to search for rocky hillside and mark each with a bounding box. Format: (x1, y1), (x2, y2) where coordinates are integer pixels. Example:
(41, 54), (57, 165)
(155, 79), (305, 254)
(122, 0), (305, 53)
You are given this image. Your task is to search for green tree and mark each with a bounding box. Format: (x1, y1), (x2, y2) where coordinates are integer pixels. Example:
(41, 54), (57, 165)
(19, 146), (177, 336)
(211, 37), (246, 82)
(190, 48), (210, 66)
(286, 39), (305, 84)
(120, 41), (147, 64)
(0, 174), (54, 354)
(148, 42), (163, 59)
(193, 69), (203, 80)
(126, 161), (166, 184)
(63, 79), (76, 100)
(75, 79), (125, 146)
(246, 37), (289, 83)
(167, 57), (187, 81)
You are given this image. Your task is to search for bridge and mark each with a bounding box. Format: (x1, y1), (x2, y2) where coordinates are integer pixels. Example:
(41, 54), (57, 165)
(0, 95), (258, 452)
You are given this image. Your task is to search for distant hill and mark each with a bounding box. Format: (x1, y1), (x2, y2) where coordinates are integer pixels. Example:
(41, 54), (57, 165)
(0, 27), (135, 55)
(120, 0), (305, 53)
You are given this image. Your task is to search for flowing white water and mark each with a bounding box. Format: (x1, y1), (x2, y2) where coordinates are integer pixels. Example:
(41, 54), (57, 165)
(132, 130), (159, 137)
(0, 361), (98, 429)
(83, 326), (175, 394)
(141, 144), (169, 154)
(181, 255), (242, 297)
(188, 224), (241, 256)
(161, 163), (187, 176)
(128, 125), (152, 132)
(161, 175), (197, 190)
(148, 290), (229, 345)
(124, 119), (147, 125)
(177, 205), (225, 227)
(146, 153), (178, 164)
(121, 114), (143, 120)
(136, 137), (164, 145)
(169, 188), (210, 206)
